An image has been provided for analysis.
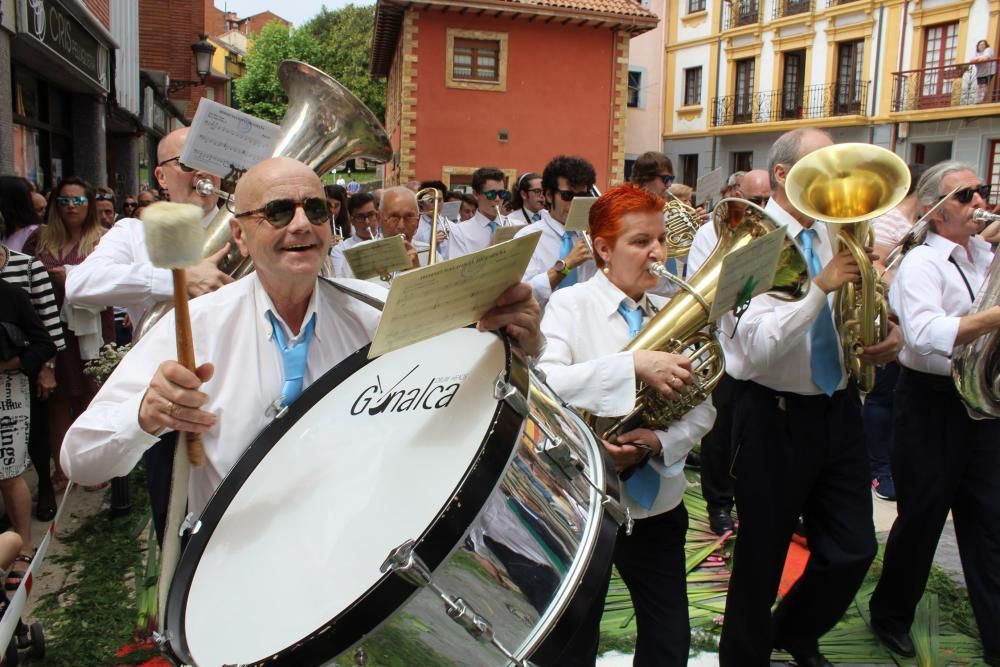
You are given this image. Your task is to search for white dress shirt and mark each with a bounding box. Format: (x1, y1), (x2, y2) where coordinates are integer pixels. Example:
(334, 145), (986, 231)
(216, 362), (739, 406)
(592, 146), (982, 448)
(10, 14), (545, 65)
(60, 273), (383, 517)
(720, 198), (847, 395)
(413, 214), (449, 261)
(447, 210), (502, 259)
(65, 209), (217, 326)
(537, 271), (715, 520)
(889, 231), (995, 376)
(514, 212), (597, 309)
(330, 233), (365, 277)
(507, 207), (546, 226)
(686, 218), (719, 277)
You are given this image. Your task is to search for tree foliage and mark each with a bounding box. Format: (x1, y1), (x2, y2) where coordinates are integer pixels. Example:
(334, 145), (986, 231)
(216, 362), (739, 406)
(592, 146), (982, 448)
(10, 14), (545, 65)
(235, 5), (386, 125)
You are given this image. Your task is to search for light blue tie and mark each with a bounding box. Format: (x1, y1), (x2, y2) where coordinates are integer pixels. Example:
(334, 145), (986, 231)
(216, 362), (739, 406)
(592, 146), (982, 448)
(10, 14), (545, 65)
(531, 212), (542, 222)
(488, 218), (498, 234)
(799, 229), (842, 396)
(268, 312), (316, 408)
(558, 232), (578, 288)
(665, 257), (679, 276)
(617, 301), (660, 509)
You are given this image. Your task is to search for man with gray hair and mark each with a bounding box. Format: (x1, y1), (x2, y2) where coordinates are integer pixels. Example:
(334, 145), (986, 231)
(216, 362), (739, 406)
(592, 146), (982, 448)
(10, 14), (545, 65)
(718, 128), (902, 667)
(869, 161), (1000, 663)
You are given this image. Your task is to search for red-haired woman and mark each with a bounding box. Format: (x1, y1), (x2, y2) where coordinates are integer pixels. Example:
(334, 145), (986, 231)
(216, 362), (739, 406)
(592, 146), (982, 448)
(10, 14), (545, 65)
(535, 183), (716, 666)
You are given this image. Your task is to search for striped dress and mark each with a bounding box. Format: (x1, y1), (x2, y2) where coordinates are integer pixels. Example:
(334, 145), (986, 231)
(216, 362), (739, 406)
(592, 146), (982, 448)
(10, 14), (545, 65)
(1, 250), (66, 351)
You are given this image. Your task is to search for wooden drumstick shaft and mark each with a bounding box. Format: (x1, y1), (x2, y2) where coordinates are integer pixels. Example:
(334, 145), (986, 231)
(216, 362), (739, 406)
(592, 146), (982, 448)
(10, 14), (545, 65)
(172, 269), (205, 467)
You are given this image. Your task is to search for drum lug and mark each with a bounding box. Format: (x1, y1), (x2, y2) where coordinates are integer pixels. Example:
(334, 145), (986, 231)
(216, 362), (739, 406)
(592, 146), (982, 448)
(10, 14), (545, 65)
(538, 439), (582, 478)
(380, 539), (529, 666)
(178, 512), (202, 537)
(602, 497), (634, 536)
(493, 372), (528, 416)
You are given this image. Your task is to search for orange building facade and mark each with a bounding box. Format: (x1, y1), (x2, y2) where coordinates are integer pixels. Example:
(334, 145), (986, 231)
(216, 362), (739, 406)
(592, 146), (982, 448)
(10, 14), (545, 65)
(370, 0), (657, 189)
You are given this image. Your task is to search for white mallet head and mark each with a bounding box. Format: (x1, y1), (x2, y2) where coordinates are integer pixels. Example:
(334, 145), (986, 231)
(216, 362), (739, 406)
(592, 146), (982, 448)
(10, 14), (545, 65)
(142, 202), (206, 269)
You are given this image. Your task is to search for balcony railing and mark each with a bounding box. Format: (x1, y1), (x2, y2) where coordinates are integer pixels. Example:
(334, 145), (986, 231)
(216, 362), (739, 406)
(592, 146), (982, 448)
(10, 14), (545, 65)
(772, 0), (813, 20)
(712, 81), (870, 126)
(825, 0), (860, 6)
(892, 59), (1000, 111)
(722, 0), (760, 30)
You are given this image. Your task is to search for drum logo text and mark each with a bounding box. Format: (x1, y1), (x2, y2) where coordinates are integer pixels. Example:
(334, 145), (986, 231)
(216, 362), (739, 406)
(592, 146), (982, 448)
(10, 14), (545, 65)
(351, 368), (463, 416)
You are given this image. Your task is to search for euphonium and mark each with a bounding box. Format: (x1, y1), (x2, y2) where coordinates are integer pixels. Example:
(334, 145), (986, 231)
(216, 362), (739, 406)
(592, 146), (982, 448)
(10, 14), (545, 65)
(593, 198), (811, 440)
(785, 143), (910, 392)
(133, 60), (392, 340)
(952, 251), (1000, 419)
(663, 190), (700, 260)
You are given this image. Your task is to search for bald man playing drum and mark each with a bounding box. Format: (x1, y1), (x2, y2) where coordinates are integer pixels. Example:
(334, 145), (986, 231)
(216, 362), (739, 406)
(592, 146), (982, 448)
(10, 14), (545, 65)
(60, 157), (544, 518)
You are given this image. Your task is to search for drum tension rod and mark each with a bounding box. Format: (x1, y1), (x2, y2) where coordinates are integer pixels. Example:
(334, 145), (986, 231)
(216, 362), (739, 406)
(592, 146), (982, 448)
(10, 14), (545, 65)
(380, 539), (530, 667)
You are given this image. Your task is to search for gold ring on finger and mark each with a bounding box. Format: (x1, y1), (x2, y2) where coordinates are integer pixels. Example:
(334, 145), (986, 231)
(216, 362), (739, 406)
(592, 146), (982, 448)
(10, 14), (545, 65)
(166, 400), (175, 416)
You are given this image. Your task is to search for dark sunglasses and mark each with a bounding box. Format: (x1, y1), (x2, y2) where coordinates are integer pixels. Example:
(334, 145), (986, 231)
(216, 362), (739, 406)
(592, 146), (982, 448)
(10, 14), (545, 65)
(233, 197), (330, 227)
(555, 189), (592, 202)
(744, 195), (769, 207)
(122, 201), (137, 208)
(942, 184), (991, 204)
(95, 193), (115, 202)
(482, 189), (511, 202)
(56, 195), (88, 207)
(661, 174), (676, 186)
(158, 156), (195, 173)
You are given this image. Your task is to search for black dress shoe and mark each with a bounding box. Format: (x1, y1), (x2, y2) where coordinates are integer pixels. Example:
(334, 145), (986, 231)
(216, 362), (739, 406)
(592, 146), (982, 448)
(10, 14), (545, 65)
(709, 507), (735, 535)
(871, 621), (916, 657)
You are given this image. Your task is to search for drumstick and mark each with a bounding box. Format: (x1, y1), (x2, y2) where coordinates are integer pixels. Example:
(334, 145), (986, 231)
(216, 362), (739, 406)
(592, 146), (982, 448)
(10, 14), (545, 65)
(142, 202), (208, 467)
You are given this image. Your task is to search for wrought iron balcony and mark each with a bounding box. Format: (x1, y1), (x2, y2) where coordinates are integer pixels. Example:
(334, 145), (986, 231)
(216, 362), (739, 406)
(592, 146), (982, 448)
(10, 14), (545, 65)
(712, 81), (869, 127)
(772, 0), (812, 20)
(825, 0), (860, 6)
(892, 59), (1000, 111)
(722, 0), (760, 30)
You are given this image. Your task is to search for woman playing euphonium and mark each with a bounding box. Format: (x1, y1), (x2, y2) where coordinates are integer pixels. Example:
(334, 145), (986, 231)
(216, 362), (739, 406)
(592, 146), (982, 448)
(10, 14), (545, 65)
(535, 184), (716, 666)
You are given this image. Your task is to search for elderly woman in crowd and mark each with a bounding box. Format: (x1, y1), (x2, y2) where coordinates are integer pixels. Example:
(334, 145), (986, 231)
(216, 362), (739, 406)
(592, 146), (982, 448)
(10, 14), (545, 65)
(23, 177), (113, 490)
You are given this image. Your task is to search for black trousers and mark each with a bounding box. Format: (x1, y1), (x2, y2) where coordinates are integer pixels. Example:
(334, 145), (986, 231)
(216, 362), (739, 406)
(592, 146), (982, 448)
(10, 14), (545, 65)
(701, 372), (738, 512)
(719, 381), (876, 666)
(145, 431), (178, 546)
(870, 368), (1000, 662)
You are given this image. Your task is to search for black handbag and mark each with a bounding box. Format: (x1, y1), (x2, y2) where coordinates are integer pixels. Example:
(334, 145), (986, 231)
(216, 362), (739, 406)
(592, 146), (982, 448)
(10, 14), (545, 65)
(0, 321), (27, 361)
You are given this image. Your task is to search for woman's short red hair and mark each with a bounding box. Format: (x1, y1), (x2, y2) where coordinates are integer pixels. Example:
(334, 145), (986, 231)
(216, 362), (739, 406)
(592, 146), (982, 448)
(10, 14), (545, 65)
(588, 183), (663, 265)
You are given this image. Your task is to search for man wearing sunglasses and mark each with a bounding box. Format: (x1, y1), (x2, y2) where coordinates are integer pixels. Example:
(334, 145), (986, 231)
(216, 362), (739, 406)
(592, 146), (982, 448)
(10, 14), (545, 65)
(869, 162), (1000, 665)
(61, 156), (545, 524)
(515, 155), (596, 309)
(447, 166), (510, 259)
(94, 187), (117, 229)
(507, 172), (547, 226)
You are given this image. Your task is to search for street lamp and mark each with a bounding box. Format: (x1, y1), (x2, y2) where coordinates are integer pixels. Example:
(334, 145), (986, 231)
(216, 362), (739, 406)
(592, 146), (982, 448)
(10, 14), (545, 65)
(168, 33), (217, 93)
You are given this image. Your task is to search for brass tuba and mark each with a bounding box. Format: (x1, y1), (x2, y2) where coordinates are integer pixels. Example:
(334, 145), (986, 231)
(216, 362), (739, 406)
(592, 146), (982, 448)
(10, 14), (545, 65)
(593, 198), (811, 440)
(134, 60), (392, 340)
(785, 143), (910, 392)
(952, 251), (1000, 419)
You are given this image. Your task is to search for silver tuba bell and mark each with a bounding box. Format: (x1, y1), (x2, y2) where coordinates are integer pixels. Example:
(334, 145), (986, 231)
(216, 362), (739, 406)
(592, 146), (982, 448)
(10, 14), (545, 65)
(952, 251), (1000, 419)
(133, 60), (392, 340)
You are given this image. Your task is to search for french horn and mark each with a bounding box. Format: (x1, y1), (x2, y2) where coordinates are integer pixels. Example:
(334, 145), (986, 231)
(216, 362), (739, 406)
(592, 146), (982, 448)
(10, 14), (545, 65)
(785, 143), (910, 392)
(133, 60), (392, 340)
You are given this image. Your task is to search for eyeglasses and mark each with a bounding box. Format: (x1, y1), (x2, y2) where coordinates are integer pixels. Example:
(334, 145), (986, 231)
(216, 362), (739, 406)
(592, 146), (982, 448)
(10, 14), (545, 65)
(352, 210), (379, 223)
(660, 174), (676, 186)
(386, 212), (420, 224)
(234, 197), (330, 227)
(95, 193), (114, 202)
(481, 189), (511, 202)
(524, 188), (544, 196)
(158, 156), (195, 173)
(743, 195), (770, 207)
(555, 189), (592, 202)
(56, 195), (88, 207)
(941, 184), (991, 204)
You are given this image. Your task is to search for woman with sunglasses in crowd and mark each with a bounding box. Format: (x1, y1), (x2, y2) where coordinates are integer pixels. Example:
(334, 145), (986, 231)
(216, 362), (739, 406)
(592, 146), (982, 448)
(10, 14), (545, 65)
(23, 177), (114, 492)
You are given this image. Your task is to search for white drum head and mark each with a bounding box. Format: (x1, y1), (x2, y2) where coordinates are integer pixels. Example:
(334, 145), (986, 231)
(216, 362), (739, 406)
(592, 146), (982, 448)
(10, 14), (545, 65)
(175, 328), (509, 665)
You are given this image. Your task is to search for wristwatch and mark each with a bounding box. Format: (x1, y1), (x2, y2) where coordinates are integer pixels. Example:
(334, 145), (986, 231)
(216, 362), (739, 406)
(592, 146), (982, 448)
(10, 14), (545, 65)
(554, 260), (572, 276)
(44, 362), (56, 370)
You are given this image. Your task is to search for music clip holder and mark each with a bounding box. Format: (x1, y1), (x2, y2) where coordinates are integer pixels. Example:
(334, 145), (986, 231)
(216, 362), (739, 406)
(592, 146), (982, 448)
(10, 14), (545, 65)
(220, 164), (246, 194)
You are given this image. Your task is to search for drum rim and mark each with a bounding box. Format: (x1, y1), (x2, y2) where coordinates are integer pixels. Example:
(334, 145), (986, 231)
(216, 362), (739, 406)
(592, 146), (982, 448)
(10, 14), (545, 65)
(166, 331), (519, 666)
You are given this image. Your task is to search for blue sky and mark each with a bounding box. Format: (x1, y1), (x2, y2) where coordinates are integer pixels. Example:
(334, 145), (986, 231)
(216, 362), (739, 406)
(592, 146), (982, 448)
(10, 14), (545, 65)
(218, 1), (373, 27)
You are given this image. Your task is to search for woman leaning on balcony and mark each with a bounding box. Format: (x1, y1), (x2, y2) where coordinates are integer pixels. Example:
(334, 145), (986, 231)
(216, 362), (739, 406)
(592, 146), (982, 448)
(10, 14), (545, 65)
(972, 39), (996, 103)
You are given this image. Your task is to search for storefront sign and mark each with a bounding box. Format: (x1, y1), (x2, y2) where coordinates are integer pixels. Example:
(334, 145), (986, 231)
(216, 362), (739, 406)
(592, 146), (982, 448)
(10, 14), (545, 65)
(17, 0), (109, 91)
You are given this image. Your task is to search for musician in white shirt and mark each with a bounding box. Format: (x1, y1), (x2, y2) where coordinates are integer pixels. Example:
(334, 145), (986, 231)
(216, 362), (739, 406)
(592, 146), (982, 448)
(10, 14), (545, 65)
(535, 184), (712, 666)
(869, 162), (1000, 664)
(412, 180), (450, 261)
(515, 156), (595, 309)
(61, 157), (545, 520)
(506, 172), (547, 225)
(330, 192), (378, 276)
(447, 167), (510, 258)
(718, 129), (901, 667)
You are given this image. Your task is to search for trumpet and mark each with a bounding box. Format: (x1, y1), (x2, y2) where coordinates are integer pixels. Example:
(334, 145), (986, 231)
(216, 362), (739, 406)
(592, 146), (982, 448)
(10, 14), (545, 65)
(785, 143), (911, 392)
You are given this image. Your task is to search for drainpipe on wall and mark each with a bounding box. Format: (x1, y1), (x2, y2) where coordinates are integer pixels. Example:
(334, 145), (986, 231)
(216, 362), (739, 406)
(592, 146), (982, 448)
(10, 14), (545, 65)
(890, 0), (910, 154)
(712, 1), (726, 170)
(869, 4), (885, 145)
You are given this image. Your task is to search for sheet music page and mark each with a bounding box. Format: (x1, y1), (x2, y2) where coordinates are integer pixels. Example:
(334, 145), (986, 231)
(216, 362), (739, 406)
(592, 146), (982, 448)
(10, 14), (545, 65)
(563, 197), (598, 232)
(368, 232), (541, 358)
(441, 201), (461, 221)
(708, 226), (786, 322)
(180, 99), (282, 176)
(491, 224), (527, 245)
(344, 236), (413, 280)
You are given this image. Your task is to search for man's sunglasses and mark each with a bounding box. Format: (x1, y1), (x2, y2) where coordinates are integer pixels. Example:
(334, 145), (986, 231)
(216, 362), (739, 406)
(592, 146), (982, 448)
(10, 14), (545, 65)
(233, 197), (330, 227)
(660, 174), (676, 186)
(482, 189), (511, 202)
(744, 195), (769, 207)
(95, 193), (115, 202)
(555, 189), (593, 202)
(122, 201), (138, 209)
(56, 195), (88, 207)
(158, 156), (195, 173)
(941, 184), (991, 204)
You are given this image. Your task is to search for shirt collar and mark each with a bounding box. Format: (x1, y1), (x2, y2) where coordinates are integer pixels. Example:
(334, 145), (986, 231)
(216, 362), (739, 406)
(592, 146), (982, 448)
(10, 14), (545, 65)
(925, 230), (994, 267)
(474, 210), (498, 227)
(591, 270), (651, 318)
(765, 197), (830, 245)
(255, 274), (322, 344)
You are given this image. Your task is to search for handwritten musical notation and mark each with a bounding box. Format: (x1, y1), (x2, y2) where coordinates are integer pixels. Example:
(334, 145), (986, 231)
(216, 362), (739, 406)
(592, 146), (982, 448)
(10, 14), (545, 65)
(344, 235), (413, 280)
(709, 225), (787, 322)
(368, 232), (541, 358)
(180, 99), (282, 177)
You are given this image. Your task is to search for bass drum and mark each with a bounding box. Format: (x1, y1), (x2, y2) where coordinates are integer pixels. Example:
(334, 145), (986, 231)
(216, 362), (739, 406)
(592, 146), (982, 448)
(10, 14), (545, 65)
(165, 327), (623, 666)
